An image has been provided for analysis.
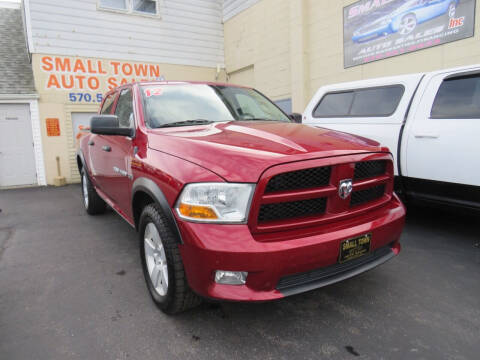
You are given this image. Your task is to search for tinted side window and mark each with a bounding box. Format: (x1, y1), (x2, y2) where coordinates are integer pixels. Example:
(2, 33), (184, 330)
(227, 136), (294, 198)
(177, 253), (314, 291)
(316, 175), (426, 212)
(431, 74), (480, 119)
(100, 94), (116, 114)
(350, 86), (404, 116)
(313, 86), (404, 117)
(313, 92), (354, 117)
(115, 88), (134, 128)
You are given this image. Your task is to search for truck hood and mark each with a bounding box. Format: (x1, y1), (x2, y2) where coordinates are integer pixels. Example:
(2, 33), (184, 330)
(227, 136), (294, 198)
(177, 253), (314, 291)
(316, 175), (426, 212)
(147, 121), (387, 182)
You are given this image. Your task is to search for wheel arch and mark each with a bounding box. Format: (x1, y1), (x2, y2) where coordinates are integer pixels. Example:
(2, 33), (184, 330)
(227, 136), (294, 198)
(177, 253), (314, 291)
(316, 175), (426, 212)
(402, 12), (417, 21)
(132, 177), (183, 244)
(77, 150), (86, 173)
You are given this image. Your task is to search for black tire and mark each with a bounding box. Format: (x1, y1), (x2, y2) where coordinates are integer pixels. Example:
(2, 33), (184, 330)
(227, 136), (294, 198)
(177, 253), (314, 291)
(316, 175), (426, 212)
(80, 168), (106, 215)
(139, 203), (201, 314)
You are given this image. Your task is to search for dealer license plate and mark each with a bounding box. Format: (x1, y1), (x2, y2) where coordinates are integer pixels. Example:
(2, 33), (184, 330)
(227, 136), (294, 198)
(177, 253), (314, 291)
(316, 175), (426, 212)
(339, 233), (371, 263)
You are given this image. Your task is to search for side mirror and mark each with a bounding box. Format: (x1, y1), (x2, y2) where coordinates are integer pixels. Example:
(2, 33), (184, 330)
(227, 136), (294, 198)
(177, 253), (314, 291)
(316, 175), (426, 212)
(90, 115), (134, 137)
(289, 113), (302, 123)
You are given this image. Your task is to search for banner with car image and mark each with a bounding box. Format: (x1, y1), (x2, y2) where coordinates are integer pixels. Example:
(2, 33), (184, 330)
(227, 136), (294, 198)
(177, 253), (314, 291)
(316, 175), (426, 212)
(343, 0), (476, 68)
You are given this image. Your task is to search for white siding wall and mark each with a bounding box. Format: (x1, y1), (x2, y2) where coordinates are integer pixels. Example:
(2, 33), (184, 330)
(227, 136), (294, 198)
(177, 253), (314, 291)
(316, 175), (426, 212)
(223, 0), (260, 22)
(29, 99), (46, 186)
(27, 0), (224, 68)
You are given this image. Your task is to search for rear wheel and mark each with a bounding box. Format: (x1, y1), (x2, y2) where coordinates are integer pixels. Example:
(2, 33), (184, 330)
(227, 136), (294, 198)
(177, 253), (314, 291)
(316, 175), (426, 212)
(398, 14), (417, 35)
(81, 169), (106, 215)
(139, 204), (201, 314)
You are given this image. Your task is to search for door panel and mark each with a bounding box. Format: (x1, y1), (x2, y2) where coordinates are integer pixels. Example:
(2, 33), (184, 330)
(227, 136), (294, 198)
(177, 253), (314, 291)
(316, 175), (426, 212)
(87, 134), (112, 192)
(102, 136), (134, 217)
(88, 134), (133, 212)
(101, 87), (135, 217)
(0, 104), (37, 187)
(405, 72), (480, 188)
(85, 93), (118, 198)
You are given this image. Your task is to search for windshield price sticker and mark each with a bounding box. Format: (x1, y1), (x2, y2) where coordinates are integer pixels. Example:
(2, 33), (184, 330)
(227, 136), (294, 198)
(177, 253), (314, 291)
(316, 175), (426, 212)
(145, 88), (164, 97)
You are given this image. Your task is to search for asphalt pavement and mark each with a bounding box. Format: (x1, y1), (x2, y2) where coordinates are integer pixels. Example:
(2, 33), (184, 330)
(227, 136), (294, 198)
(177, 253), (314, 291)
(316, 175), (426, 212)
(0, 185), (479, 360)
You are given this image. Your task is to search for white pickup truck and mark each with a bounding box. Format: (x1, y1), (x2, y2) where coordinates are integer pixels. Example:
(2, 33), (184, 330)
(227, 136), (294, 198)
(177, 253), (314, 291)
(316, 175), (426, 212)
(303, 64), (480, 210)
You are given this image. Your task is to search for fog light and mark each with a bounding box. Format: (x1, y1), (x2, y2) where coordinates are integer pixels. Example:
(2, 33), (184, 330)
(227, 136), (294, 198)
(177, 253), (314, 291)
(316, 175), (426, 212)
(214, 270), (248, 285)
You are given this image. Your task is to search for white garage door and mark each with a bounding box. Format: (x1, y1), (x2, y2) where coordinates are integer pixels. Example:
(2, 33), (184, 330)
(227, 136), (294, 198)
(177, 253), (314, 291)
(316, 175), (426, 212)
(0, 104), (37, 187)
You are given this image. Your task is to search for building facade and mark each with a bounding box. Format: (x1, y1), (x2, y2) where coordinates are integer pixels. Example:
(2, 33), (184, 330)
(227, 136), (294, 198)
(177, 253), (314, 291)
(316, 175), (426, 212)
(0, 3), (45, 187)
(224, 0), (480, 113)
(5, 0), (478, 186)
(23, 0), (226, 185)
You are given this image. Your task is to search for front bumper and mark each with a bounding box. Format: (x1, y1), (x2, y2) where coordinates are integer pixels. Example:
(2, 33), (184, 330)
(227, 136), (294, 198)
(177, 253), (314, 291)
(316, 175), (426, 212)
(176, 194), (405, 302)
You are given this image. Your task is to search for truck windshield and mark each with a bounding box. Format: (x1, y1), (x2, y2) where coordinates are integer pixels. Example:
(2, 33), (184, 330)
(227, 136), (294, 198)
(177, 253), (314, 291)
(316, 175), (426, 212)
(141, 84), (291, 128)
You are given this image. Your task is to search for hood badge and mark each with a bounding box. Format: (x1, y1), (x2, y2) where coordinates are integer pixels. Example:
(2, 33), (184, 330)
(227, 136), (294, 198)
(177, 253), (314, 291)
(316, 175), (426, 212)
(338, 179), (353, 200)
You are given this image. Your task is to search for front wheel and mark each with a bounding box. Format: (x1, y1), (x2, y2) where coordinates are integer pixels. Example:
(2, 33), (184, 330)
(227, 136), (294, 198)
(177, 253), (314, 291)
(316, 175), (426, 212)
(80, 169), (106, 215)
(139, 204), (201, 314)
(398, 14), (417, 35)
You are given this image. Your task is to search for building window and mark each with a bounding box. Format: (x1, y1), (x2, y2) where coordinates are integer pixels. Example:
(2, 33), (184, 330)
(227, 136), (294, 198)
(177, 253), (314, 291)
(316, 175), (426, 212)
(98, 0), (159, 17)
(99, 0), (127, 11)
(132, 0), (157, 15)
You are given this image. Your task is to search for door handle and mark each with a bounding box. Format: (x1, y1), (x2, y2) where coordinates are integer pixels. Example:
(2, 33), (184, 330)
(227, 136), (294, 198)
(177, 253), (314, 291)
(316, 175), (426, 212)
(88, 140), (95, 146)
(414, 134), (439, 139)
(102, 145), (112, 152)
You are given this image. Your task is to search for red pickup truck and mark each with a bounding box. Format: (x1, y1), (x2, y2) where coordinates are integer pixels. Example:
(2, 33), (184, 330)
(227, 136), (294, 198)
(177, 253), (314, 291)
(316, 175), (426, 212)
(77, 81), (405, 314)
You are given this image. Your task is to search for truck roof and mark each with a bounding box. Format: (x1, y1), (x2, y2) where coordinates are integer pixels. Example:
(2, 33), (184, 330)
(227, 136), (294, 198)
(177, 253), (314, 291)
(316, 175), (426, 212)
(316, 63), (480, 90)
(132, 80), (251, 89)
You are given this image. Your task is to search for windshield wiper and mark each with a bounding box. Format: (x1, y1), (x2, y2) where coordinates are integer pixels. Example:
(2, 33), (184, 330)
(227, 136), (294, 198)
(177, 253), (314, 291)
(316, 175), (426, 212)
(158, 119), (215, 128)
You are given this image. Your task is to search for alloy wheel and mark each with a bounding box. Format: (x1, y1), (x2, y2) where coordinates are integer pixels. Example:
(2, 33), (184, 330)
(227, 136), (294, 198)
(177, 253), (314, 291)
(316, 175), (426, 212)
(82, 172), (89, 209)
(399, 15), (417, 35)
(144, 222), (169, 296)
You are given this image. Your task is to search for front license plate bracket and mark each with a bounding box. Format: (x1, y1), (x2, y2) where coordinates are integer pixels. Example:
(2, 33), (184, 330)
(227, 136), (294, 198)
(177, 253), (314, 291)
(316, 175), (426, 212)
(339, 233), (371, 263)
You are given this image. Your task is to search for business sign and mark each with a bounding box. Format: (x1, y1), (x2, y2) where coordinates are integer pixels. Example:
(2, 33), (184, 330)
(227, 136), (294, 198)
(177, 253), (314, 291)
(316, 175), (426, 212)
(40, 55), (165, 91)
(344, 0), (476, 68)
(37, 55), (166, 105)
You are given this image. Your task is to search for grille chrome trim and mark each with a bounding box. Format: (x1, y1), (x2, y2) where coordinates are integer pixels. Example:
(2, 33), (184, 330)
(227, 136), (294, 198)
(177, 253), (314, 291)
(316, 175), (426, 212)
(261, 186), (337, 204)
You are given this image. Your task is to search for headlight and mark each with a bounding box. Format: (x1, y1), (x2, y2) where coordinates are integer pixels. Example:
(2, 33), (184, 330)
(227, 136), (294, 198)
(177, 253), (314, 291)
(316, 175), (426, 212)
(175, 183), (255, 223)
